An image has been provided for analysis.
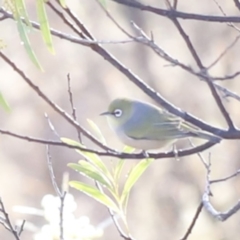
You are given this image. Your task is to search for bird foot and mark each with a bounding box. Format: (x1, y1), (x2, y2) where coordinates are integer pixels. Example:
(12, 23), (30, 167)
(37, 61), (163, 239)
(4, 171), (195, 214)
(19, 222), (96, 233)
(141, 150), (149, 158)
(172, 144), (180, 161)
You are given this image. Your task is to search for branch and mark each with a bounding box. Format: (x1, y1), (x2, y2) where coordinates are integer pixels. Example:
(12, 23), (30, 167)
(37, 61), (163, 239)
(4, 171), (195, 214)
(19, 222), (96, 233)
(46, 146), (66, 240)
(110, 0), (240, 23)
(233, 0), (240, 11)
(0, 198), (25, 240)
(0, 52), (112, 152)
(202, 157), (240, 221)
(2, 4), (240, 139)
(66, 74), (82, 143)
(210, 169), (240, 184)
(164, 1), (235, 130)
(0, 128), (217, 159)
(180, 202), (203, 240)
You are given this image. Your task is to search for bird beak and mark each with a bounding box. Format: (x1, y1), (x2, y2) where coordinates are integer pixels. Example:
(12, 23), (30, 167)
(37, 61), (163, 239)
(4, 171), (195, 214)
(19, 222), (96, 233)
(100, 111), (111, 116)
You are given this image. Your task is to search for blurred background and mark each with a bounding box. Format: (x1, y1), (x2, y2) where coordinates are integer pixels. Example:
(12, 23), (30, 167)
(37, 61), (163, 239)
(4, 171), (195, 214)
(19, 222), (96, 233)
(1, 0), (240, 239)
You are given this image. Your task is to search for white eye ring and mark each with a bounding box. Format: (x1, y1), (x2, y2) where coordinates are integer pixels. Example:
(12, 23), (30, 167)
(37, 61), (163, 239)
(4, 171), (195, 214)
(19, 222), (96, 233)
(113, 109), (122, 118)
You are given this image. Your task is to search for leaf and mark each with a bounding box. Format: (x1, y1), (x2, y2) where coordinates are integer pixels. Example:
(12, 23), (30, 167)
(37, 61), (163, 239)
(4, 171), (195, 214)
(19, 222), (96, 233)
(114, 146), (135, 181)
(37, 0), (55, 53)
(0, 39), (7, 50)
(68, 161), (113, 189)
(58, 0), (66, 8)
(87, 119), (106, 144)
(98, 0), (107, 8)
(0, 92), (10, 112)
(69, 181), (120, 213)
(15, 0), (31, 26)
(114, 159), (125, 182)
(61, 137), (112, 180)
(120, 158), (154, 205)
(16, 18), (43, 71)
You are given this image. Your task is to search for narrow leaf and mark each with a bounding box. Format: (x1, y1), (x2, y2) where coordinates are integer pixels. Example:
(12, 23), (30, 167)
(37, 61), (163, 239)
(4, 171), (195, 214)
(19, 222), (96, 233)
(15, 0), (31, 26)
(114, 146), (135, 181)
(68, 161), (113, 189)
(69, 181), (119, 213)
(17, 18), (43, 70)
(37, 0), (55, 53)
(0, 92), (10, 112)
(58, 0), (66, 8)
(114, 159), (125, 182)
(87, 119), (106, 144)
(61, 137), (112, 179)
(98, 0), (107, 8)
(121, 158), (154, 204)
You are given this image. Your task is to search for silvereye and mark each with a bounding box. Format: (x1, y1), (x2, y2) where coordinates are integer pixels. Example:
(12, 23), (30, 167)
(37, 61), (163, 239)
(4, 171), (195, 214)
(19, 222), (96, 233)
(101, 98), (221, 150)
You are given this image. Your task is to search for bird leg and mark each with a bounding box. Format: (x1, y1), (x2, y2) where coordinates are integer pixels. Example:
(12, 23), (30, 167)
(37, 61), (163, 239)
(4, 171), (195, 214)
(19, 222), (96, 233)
(141, 150), (150, 159)
(172, 144), (180, 161)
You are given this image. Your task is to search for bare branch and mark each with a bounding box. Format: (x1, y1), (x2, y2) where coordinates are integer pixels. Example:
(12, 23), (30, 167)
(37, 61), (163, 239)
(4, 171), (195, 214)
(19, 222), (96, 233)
(0, 52), (112, 152)
(203, 186), (240, 221)
(1, 7), (240, 136)
(210, 169), (240, 184)
(213, 71), (240, 80)
(0, 198), (25, 240)
(67, 74), (82, 143)
(0, 128), (217, 159)
(110, 0), (240, 23)
(46, 146), (66, 240)
(164, 1), (235, 130)
(233, 0), (240, 12)
(180, 202), (203, 240)
(202, 159), (240, 221)
(207, 34), (240, 69)
(214, 83), (240, 101)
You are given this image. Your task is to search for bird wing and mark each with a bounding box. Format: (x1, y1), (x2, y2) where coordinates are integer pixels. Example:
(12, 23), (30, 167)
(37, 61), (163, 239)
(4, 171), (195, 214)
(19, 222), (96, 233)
(125, 112), (190, 141)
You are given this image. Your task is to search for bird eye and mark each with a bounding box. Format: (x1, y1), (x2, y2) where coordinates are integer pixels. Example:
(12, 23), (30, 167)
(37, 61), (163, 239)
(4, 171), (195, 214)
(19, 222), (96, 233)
(113, 109), (122, 118)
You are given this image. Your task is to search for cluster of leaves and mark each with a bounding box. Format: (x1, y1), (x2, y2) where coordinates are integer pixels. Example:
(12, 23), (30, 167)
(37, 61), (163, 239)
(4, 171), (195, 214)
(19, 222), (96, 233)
(63, 120), (154, 227)
(2, 0), (59, 69)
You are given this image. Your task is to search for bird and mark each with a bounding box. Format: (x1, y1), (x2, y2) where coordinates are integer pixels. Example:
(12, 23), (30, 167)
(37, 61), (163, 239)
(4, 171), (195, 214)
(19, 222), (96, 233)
(100, 98), (221, 150)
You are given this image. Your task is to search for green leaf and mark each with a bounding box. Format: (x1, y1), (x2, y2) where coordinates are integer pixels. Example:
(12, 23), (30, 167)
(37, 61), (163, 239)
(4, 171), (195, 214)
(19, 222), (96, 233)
(121, 158), (154, 205)
(58, 0), (66, 8)
(114, 146), (135, 181)
(37, 0), (55, 54)
(69, 181), (120, 213)
(98, 0), (107, 8)
(87, 119), (106, 144)
(68, 161), (113, 189)
(16, 18), (43, 71)
(15, 0), (31, 26)
(61, 137), (112, 179)
(114, 159), (125, 182)
(122, 145), (135, 153)
(0, 39), (6, 50)
(0, 92), (10, 112)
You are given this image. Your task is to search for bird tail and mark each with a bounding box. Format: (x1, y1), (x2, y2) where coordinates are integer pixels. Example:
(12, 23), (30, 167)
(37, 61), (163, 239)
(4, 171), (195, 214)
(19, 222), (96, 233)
(191, 131), (221, 143)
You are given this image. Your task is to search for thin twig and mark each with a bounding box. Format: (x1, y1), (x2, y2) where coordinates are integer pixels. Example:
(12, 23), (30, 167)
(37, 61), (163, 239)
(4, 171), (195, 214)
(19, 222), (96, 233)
(210, 169), (240, 184)
(0, 198), (25, 240)
(213, 0), (240, 32)
(0, 51), (112, 152)
(207, 34), (240, 69)
(46, 146), (67, 240)
(164, 0), (235, 130)
(202, 162), (240, 221)
(67, 74), (82, 143)
(44, 113), (61, 138)
(180, 202), (203, 240)
(233, 0), (240, 11)
(213, 71), (240, 80)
